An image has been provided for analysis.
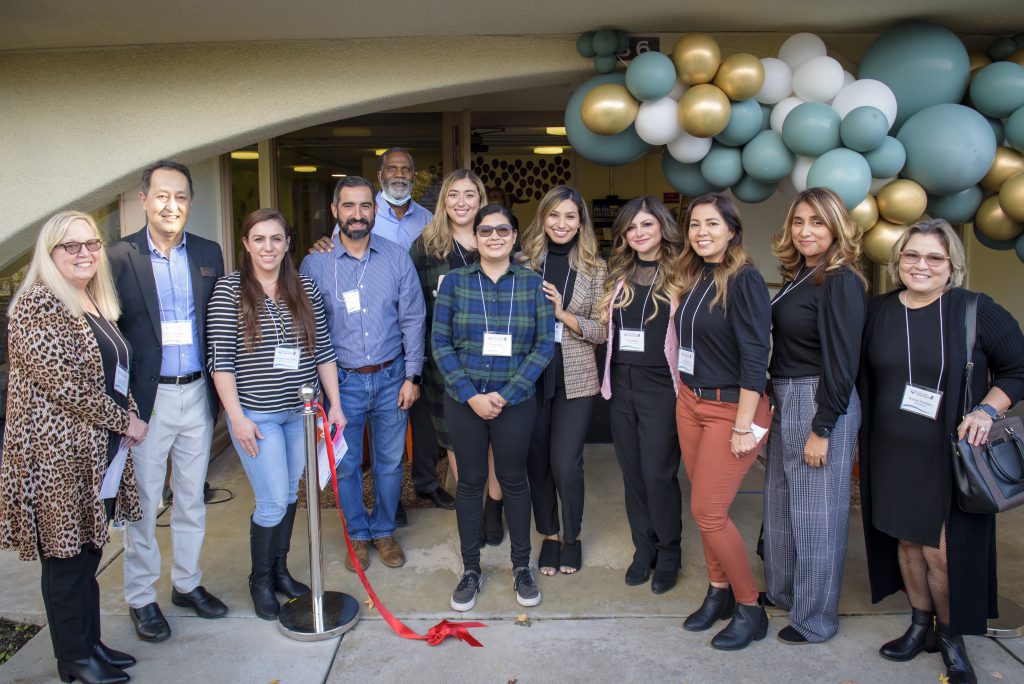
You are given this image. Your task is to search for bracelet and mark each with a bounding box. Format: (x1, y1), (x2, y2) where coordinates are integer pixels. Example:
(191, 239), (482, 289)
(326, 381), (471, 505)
(731, 427), (754, 435)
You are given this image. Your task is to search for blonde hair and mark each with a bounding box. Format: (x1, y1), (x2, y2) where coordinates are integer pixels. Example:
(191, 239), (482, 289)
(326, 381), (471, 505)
(886, 218), (967, 290)
(675, 193), (753, 315)
(773, 187), (869, 289)
(420, 169), (487, 260)
(10, 211), (121, 320)
(520, 186), (601, 275)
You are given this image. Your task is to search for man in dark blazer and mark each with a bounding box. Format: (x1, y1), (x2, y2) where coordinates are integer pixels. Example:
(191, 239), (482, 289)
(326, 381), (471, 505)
(107, 160), (227, 643)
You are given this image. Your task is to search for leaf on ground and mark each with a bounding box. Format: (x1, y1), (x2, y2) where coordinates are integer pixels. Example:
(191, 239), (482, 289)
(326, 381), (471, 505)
(514, 613), (531, 627)
(991, 673), (1003, 680)
(364, 597), (375, 612)
(938, 674), (950, 684)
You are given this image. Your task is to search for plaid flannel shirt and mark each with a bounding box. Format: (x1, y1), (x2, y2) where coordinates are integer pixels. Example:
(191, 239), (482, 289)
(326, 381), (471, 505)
(432, 261), (554, 406)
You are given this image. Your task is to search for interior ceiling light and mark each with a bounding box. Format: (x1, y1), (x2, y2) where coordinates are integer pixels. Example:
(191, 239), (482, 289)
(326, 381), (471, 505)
(546, 127), (567, 136)
(533, 146), (564, 155)
(230, 150), (259, 160)
(293, 165), (317, 173)
(331, 173), (348, 178)
(374, 148), (388, 156)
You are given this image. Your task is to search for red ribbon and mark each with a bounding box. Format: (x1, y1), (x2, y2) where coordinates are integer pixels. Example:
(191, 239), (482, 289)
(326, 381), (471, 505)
(315, 403), (486, 647)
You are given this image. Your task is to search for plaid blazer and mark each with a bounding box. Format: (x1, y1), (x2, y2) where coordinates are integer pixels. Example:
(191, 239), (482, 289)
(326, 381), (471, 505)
(555, 258), (608, 399)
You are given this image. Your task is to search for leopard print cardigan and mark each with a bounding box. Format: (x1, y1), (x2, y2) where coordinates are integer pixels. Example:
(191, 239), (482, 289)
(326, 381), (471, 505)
(0, 283), (142, 560)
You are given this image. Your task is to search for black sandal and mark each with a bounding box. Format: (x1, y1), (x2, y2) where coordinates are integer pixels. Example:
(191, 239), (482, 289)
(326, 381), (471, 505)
(538, 539), (560, 576)
(560, 540), (582, 574)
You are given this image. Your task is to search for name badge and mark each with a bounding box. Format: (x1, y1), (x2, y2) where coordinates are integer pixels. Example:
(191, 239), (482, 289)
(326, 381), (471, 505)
(677, 347), (695, 374)
(900, 383), (943, 419)
(619, 329), (645, 352)
(482, 332), (513, 357)
(342, 289), (361, 314)
(274, 346), (301, 370)
(554, 321), (564, 344)
(114, 364), (130, 396)
(161, 320), (194, 346)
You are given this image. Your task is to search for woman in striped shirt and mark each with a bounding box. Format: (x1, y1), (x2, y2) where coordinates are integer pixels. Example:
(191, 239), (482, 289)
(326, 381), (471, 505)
(207, 208), (344, 621)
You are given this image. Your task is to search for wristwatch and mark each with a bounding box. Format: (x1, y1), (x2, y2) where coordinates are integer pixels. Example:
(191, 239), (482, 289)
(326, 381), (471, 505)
(974, 403), (999, 420)
(407, 375), (423, 386)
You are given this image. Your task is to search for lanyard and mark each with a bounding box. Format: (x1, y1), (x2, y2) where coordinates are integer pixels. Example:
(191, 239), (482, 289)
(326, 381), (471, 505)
(265, 298), (296, 346)
(453, 239), (470, 266)
(904, 293), (945, 391)
(618, 265), (660, 330)
(771, 263), (821, 307)
(676, 275), (716, 348)
(88, 311), (129, 370)
(541, 256), (573, 300)
(334, 249), (371, 303)
(477, 272), (515, 334)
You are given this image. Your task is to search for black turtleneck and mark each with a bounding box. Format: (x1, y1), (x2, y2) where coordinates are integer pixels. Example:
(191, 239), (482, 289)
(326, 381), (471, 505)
(543, 235), (578, 308)
(612, 258), (670, 366)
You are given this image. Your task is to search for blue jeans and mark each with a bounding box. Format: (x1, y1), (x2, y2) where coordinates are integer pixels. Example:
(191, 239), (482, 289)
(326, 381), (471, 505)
(336, 357), (408, 540)
(227, 407), (305, 528)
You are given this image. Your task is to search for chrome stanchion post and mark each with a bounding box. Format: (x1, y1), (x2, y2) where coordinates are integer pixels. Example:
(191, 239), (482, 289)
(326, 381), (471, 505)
(278, 385), (360, 641)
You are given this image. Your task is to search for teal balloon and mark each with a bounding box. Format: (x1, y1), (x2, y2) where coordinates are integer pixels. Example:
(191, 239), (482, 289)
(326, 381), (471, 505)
(592, 29), (619, 57)
(859, 21), (970, 129)
(897, 104), (997, 195)
(701, 144), (744, 189)
(863, 136), (906, 178)
(989, 36), (1018, 61)
(806, 148), (872, 210)
(663, 154), (717, 197)
(927, 186), (984, 224)
(616, 30), (629, 53)
(625, 51), (678, 101)
(974, 225), (1017, 251)
(760, 104), (773, 131)
(1007, 106), (1024, 152)
(732, 175), (777, 204)
(577, 32), (597, 58)
(594, 54), (617, 74)
(840, 106), (889, 152)
(715, 99), (763, 147)
(565, 74), (652, 166)
(782, 102), (842, 156)
(742, 130), (796, 182)
(1016, 233), (1024, 265)
(970, 62), (1024, 119)
(986, 116), (1005, 146)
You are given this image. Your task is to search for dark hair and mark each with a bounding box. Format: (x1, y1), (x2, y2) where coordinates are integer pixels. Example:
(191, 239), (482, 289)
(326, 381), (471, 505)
(684, 192), (743, 247)
(378, 148), (415, 172)
(142, 160), (194, 198)
(473, 203), (514, 232)
(332, 175), (376, 204)
(239, 208), (317, 355)
(677, 192), (753, 313)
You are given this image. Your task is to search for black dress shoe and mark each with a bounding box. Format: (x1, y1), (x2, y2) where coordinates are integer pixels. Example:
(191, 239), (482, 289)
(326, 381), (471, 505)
(416, 487), (456, 510)
(651, 569), (678, 595)
(711, 602), (770, 651)
(937, 621), (978, 684)
(879, 607), (939, 661)
(395, 502), (408, 528)
(93, 642), (136, 669)
(57, 655), (129, 684)
(170, 586), (228, 618)
(624, 560), (652, 586)
(684, 585), (736, 631)
(129, 602), (170, 642)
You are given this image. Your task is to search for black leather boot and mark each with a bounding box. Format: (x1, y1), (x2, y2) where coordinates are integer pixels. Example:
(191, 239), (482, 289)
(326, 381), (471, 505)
(92, 642), (136, 669)
(272, 503), (310, 598)
(879, 607), (939, 661)
(249, 518), (280, 620)
(711, 601), (769, 651)
(483, 495), (504, 546)
(936, 622), (978, 684)
(684, 585), (736, 631)
(57, 655), (129, 684)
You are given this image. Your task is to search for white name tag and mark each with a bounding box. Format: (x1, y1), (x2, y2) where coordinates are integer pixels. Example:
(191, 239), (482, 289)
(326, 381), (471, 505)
(342, 289), (361, 314)
(114, 364), (130, 396)
(554, 321), (564, 344)
(274, 346), (301, 370)
(900, 383), (943, 419)
(161, 320), (193, 346)
(482, 332), (513, 357)
(619, 329), (645, 352)
(677, 347), (695, 374)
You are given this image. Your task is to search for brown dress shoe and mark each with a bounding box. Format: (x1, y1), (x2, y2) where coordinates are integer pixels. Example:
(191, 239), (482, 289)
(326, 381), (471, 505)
(344, 540), (371, 572)
(373, 536), (406, 568)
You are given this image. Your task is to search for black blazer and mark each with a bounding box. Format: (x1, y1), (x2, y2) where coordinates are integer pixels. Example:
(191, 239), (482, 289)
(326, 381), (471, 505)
(107, 227), (225, 422)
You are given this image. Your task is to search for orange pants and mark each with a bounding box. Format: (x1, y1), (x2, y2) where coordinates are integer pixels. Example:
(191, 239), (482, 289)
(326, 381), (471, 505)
(677, 386), (760, 605)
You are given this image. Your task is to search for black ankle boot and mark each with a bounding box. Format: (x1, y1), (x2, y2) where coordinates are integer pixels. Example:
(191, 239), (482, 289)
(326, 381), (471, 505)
(272, 503), (310, 598)
(483, 495), (504, 546)
(57, 655), (129, 684)
(249, 518), (280, 620)
(711, 601), (769, 651)
(936, 622), (978, 684)
(684, 585), (736, 631)
(879, 607), (939, 661)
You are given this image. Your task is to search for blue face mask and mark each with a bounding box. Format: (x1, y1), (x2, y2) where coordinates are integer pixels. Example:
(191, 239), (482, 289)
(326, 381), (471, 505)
(380, 179), (412, 206)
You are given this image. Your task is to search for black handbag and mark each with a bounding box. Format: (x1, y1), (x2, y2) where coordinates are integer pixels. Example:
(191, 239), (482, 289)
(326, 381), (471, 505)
(950, 293), (1024, 514)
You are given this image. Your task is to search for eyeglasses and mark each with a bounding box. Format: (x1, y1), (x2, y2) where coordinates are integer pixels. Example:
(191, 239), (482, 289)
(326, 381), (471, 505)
(899, 250), (950, 268)
(55, 239), (103, 255)
(476, 225), (514, 238)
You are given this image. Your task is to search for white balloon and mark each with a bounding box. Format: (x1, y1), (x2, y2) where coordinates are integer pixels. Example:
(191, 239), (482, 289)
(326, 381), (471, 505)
(869, 176), (897, 195)
(842, 70), (856, 88)
(635, 97), (683, 145)
(770, 96), (806, 133)
(778, 33), (827, 71)
(755, 58), (793, 104)
(831, 79), (898, 130)
(791, 155), (816, 192)
(667, 130), (713, 163)
(792, 56), (845, 102)
(668, 80), (687, 100)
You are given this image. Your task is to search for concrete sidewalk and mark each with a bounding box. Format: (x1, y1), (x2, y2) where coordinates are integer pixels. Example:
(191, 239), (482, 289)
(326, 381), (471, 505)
(1, 443), (1023, 683)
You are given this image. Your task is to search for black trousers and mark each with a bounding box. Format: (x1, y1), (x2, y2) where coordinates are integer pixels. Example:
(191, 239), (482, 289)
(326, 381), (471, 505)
(445, 394), (536, 572)
(409, 391), (443, 493)
(40, 544), (102, 661)
(527, 386), (594, 543)
(609, 364), (682, 571)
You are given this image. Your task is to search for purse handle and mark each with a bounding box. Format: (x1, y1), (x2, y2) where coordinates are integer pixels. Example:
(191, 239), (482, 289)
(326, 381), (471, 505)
(986, 425), (1024, 484)
(961, 292), (981, 420)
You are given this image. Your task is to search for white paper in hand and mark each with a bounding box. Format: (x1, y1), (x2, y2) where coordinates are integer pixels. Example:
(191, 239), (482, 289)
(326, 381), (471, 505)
(751, 423), (769, 444)
(317, 423), (348, 491)
(100, 438), (130, 500)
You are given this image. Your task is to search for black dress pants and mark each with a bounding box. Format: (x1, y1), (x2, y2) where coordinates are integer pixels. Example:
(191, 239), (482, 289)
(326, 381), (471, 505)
(40, 543), (102, 661)
(527, 386), (594, 544)
(409, 391), (443, 493)
(445, 394), (537, 572)
(609, 364), (682, 571)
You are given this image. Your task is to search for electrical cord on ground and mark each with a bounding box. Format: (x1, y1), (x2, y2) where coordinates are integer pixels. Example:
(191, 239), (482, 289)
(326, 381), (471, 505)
(155, 486), (234, 527)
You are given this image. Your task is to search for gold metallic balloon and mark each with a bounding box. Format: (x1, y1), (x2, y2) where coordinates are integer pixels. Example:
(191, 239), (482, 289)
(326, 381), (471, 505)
(877, 179), (928, 225)
(713, 53), (765, 101)
(863, 219), (907, 264)
(580, 84), (640, 136)
(849, 195), (879, 231)
(1007, 49), (1024, 67)
(999, 171), (1024, 222)
(981, 147), (1024, 191)
(969, 52), (992, 72)
(677, 84), (731, 138)
(976, 195), (1024, 241)
(671, 33), (722, 86)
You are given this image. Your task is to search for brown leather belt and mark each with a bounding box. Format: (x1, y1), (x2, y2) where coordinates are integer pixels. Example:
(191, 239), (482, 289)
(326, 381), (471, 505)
(343, 358), (396, 374)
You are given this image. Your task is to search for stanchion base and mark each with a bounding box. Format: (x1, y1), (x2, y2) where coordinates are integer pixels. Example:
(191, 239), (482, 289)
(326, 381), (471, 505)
(987, 595), (1024, 638)
(278, 591), (360, 642)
